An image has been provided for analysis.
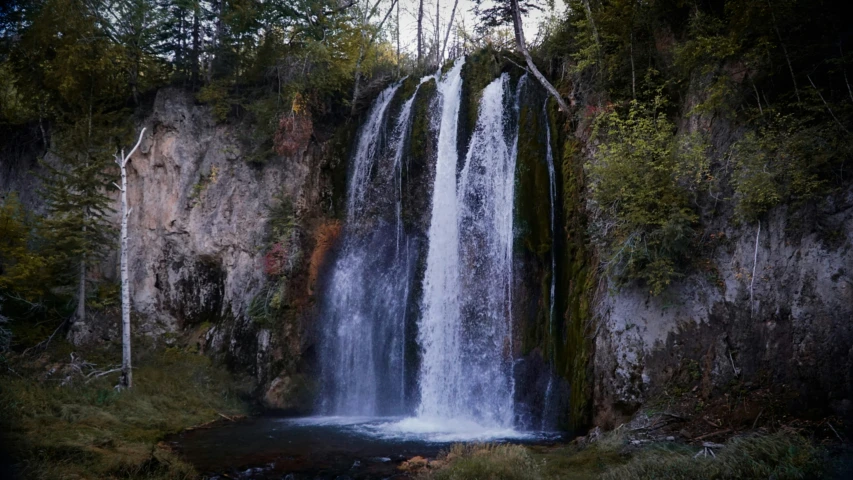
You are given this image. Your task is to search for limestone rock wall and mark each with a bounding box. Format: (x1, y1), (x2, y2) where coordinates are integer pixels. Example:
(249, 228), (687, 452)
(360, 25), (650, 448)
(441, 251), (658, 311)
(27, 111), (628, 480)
(128, 89), (338, 408)
(0, 88), (341, 410)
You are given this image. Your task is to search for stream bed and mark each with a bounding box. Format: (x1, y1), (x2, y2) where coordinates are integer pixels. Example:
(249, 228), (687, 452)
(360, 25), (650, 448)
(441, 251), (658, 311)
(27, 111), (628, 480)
(170, 416), (563, 479)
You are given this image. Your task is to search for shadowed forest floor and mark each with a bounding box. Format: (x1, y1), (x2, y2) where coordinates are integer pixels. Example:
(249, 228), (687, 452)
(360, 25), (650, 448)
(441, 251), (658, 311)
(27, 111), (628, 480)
(2, 342), (851, 480)
(0, 342), (251, 480)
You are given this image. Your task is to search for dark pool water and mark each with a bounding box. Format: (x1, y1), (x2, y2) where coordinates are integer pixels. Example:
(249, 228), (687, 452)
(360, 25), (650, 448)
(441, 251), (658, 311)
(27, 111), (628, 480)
(170, 416), (562, 479)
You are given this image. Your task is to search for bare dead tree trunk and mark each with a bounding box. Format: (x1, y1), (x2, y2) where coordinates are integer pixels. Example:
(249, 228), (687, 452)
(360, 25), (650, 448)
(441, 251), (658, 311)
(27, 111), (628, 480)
(845, 70), (853, 104)
(752, 80), (764, 116)
(417, 0), (424, 67)
(434, 0), (440, 66)
(351, 45), (368, 116)
(396, 0), (401, 78)
(191, 6), (200, 87)
(510, 0), (571, 113)
(807, 75), (850, 134)
(115, 128), (146, 390)
(440, 0), (460, 63)
(750, 220), (761, 317)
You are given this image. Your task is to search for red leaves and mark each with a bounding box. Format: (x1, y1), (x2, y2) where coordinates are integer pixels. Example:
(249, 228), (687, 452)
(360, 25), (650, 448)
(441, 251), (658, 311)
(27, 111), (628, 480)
(264, 242), (288, 277)
(274, 112), (313, 157)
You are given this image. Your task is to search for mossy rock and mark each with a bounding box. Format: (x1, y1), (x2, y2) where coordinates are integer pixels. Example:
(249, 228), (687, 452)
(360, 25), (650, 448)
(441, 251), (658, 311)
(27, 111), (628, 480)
(459, 49), (502, 160)
(390, 75), (422, 117)
(514, 100), (553, 259)
(327, 121), (358, 218)
(401, 78), (438, 233)
(556, 133), (596, 431)
(513, 94), (597, 431)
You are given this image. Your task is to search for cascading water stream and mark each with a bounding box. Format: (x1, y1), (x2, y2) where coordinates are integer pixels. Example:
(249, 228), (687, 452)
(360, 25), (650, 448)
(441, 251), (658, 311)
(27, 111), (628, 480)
(415, 58), (465, 422)
(417, 69), (526, 429)
(320, 81), (416, 416)
(320, 57), (554, 436)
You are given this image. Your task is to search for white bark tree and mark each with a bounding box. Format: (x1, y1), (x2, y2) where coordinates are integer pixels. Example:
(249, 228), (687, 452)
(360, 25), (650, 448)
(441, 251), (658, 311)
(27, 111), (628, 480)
(115, 128), (145, 389)
(440, 0), (460, 64)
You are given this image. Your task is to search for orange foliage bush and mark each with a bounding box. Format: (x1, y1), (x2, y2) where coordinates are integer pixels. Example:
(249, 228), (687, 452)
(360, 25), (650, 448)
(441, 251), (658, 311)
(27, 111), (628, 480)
(308, 220), (342, 294)
(274, 114), (313, 156)
(274, 94), (313, 157)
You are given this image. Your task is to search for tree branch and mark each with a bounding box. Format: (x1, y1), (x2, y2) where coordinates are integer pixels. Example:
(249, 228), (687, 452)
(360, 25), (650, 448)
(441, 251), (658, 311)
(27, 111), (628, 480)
(510, 0), (570, 113)
(323, 0), (356, 15)
(125, 128), (146, 166)
(750, 220), (760, 317)
(807, 75), (850, 134)
(440, 0), (460, 63)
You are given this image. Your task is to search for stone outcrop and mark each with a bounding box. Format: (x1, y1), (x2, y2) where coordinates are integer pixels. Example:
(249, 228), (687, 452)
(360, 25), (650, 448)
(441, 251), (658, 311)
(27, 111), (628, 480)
(127, 89), (340, 408)
(0, 88), (342, 410)
(591, 193), (853, 426)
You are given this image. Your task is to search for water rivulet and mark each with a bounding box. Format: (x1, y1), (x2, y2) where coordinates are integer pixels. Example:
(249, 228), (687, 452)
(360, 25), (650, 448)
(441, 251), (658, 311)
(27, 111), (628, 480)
(319, 57), (557, 432)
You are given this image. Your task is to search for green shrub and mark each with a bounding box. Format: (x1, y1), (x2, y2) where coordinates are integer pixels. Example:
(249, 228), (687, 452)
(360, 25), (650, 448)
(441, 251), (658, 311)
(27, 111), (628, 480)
(196, 82), (231, 122)
(589, 98), (708, 294)
(731, 112), (844, 223)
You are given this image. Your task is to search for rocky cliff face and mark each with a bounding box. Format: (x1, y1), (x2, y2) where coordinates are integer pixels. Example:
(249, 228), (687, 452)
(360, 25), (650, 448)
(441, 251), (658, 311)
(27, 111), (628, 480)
(591, 192), (853, 427)
(0, 88), (343, 410)
(125, 89), (343, 409)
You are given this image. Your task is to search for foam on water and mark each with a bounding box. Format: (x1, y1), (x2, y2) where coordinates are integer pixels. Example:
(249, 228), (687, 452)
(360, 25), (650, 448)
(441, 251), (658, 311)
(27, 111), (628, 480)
(278, 416), (541, 443)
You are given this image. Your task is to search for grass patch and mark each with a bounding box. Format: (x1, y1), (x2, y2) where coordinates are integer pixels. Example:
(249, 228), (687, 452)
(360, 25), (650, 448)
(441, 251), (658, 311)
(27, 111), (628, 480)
(602, 433), (825, 480)
(0, 345), (250, 479)
(530, 428), (629, 480)
(419, 444), (543, 480)
(425, 430), (826, 480)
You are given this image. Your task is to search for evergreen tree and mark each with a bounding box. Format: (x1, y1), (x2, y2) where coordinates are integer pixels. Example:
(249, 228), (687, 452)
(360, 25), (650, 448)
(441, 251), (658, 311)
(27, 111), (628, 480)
(40, 113), (124, 341)
(85, 0), (168, 102)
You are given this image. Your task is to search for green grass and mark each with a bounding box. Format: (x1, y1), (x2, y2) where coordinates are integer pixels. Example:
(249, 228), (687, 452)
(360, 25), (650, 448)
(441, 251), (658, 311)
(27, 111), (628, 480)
(424, 430), (826, 480)
(0, 346), (250, 479)
(601, 433), (825, 480)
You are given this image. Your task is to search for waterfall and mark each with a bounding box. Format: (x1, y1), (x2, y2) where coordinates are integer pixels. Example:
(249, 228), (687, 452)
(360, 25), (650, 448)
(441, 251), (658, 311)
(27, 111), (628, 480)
(415, 59), (465, 421)
(320, 57), (551, 433)
(417, 69), (523, 428)
(320, 81), (416, 416)
(544, 102), (557, 353)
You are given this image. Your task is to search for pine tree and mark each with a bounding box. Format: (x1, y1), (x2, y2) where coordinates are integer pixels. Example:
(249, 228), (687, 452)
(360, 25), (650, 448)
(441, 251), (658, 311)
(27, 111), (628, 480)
(40, 112), (121, 343)
(85, 0), (167, 102)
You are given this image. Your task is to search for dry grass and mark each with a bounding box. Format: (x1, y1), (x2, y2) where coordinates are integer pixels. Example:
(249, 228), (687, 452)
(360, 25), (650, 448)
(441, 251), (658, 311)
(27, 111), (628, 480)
(0, 346), (249, 479)
(418, 444), (543, 480)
